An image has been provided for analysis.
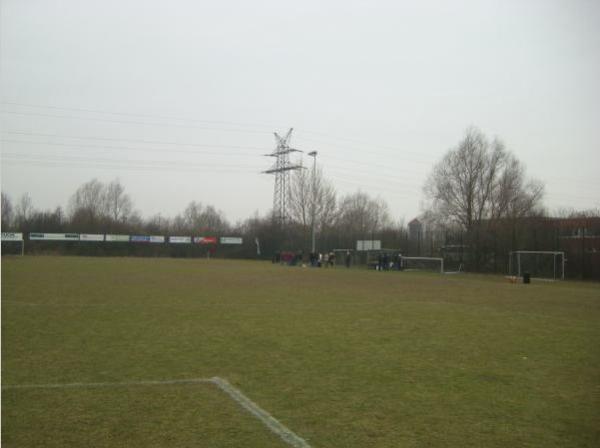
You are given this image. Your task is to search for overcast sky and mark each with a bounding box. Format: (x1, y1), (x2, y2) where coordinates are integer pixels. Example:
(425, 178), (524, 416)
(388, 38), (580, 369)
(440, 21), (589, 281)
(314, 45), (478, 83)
(1, 0), (599, 224)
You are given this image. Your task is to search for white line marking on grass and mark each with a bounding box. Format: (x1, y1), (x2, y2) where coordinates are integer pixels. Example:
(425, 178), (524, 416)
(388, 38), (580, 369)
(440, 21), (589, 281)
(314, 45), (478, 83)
(1, 378), (214, 389)
(210, 377), (311, 448)
(2, 377), (311, 448)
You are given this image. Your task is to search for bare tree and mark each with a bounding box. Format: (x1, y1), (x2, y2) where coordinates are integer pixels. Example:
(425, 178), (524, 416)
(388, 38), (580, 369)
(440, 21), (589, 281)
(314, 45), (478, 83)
(1, 192), (13, 230)
(424, 127), (544, 230)
(68, 179), (107, 230)
(288, 165), (337, 249)
(335, 191), (391, 245)
(105, 179), (133, 223)
(144, 213), (170, 234)
(288, 168), (311, 227)
(178, 201), (229, 234)
(15, 193), (35, 229)
(423, 127), (544, 270)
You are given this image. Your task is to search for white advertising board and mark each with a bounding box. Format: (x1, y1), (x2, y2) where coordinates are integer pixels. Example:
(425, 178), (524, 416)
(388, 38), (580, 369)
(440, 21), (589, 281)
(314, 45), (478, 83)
(149, 236), (165, 243)
(169, 236), (191, 244)
(220, 237), (243, 245)
(105, 234), (130, 242)
(79, 234), (104, 242)
(356, 240), (381, 251)
(30, 233), (79, 241)
(1, 232), (23, 241)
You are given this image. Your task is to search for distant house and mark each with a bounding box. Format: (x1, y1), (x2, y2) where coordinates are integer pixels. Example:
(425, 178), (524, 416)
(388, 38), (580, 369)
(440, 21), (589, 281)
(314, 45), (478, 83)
(556, 216), (600, 253)
(408, 218), (423, 242)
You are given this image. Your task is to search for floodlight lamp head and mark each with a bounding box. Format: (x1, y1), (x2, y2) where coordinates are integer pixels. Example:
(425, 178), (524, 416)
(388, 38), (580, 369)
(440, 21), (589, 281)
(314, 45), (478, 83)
(308, 151), (318, 157)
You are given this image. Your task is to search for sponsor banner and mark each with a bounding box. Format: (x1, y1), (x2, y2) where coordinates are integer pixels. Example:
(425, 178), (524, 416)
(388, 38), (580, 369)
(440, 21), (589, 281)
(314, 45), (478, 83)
(105, 234), (130, 242)
(193, 236), (217, 245)
(1, 232), (23, 241)
(356, 240), (381, 251)
(29, 233), (79, 241)
(79, 234), (104, 242)
(131, 235), (150, 243)
(169, 236), (191, 244)
(220, 237), (243, 245)
(149, 236), (165, 243)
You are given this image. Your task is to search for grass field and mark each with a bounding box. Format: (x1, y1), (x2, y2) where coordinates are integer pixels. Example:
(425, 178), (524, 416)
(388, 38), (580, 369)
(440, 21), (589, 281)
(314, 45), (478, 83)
(2, 256), (599, 447)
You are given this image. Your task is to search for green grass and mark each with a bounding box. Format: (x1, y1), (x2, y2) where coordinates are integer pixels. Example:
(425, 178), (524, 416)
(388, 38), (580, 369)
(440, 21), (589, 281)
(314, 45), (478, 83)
(2, 384), (284, 447)
(2, 256), (599, 447)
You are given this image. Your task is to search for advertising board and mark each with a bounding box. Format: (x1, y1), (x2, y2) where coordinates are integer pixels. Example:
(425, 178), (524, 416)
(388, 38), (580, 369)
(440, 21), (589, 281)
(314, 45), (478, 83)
(193, 237), (217, 244)
(1, 232), (23, 241)
(356, 240), (381, 251)
(79, 234), (104, 242)
(29, 233), (79, 241)
(169, 236), (191, 244)
(220, 237), (243, 245)
(131, 235), (151, 243)
(105, 234), (130, 242)
(149, 236), (165, 243)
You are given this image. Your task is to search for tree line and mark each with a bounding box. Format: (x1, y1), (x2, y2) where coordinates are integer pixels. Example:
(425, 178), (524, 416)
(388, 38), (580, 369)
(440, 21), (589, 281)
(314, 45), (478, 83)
(1, 173), (401, 258)
(2, 127), (598, 278)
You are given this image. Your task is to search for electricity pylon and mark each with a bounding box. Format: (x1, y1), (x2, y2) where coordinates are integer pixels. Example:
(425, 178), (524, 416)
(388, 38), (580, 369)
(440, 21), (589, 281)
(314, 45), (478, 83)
(263, 128), (303, 227)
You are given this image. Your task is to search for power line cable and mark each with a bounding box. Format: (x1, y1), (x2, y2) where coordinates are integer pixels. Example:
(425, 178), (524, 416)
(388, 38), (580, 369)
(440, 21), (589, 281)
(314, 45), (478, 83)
(1, 139), (263, 158)
(1, 157), (259, 174)
(0, 101), (285, 131)
(3, 131), (265, 150)
(4, 102), (599, 187)
(1, 152), (262, 171)
(1, 110), (272, 135)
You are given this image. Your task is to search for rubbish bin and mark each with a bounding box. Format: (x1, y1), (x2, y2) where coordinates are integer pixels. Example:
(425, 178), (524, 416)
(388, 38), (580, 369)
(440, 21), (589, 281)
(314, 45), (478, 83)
(523, 272), (531, 284)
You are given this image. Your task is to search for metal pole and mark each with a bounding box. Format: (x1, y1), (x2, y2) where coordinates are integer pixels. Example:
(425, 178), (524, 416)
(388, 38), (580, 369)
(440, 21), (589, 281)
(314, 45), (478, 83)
(308, 151), (318, 254)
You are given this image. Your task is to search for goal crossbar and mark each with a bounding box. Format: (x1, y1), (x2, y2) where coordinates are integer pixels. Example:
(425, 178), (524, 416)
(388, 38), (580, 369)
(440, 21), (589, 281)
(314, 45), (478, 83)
(401, 256), (444, 274)
(508, 251), (565, 281)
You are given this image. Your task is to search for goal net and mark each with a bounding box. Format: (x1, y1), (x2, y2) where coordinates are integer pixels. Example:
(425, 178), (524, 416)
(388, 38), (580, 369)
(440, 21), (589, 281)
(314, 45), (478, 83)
(401, 256), (444, 274)
(508, 251), (565, 281)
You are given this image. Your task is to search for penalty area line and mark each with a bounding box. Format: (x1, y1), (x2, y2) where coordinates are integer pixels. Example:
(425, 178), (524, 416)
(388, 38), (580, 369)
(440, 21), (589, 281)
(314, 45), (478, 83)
(2, 376), (311, 448)
(210, 376), (310, 448)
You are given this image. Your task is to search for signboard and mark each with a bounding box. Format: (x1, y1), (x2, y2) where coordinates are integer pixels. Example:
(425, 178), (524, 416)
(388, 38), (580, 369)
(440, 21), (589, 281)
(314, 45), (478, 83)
(193, 236), (217, 244)
(131, 235), (150, 243)
(169, 236), (191, 244)
(79, 234), (104, 242)
(131, 235), (164, 243)
(1, 232), (23, 241)
(356, 240), (381, 251)
(105, 234), (130, 242)
(220, 237), (243, 245)
(29, 233), (79, 241)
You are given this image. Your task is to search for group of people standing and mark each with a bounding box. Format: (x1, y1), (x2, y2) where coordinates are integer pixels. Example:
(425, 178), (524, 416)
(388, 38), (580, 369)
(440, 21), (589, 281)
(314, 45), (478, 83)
(273, 250), (355, 269)
(376, 252), (404, 271)
(308, 251), (337, 267)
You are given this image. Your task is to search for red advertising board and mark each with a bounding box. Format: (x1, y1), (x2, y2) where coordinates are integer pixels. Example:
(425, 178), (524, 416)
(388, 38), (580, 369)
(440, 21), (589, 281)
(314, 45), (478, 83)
(193, 236), (217, 244)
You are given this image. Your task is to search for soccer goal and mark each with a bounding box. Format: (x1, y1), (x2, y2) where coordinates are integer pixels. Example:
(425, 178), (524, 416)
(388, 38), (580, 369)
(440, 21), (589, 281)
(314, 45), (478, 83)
(508, 251), (565, 281)
(401, 256), (444, 274)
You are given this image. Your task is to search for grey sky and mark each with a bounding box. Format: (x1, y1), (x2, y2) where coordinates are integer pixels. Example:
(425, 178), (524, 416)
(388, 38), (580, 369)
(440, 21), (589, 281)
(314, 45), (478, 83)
(1, 0), (599, 224)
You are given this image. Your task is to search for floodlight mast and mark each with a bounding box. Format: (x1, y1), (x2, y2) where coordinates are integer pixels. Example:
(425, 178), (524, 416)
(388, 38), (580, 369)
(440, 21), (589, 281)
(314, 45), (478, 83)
(308, 151), (318, 253)
(263, 128), (303, 227)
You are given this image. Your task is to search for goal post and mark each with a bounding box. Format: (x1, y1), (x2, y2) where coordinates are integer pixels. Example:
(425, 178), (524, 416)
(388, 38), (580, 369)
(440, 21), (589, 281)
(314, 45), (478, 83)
(401, 256), (444, 274)
(508, 251), (565, 281)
